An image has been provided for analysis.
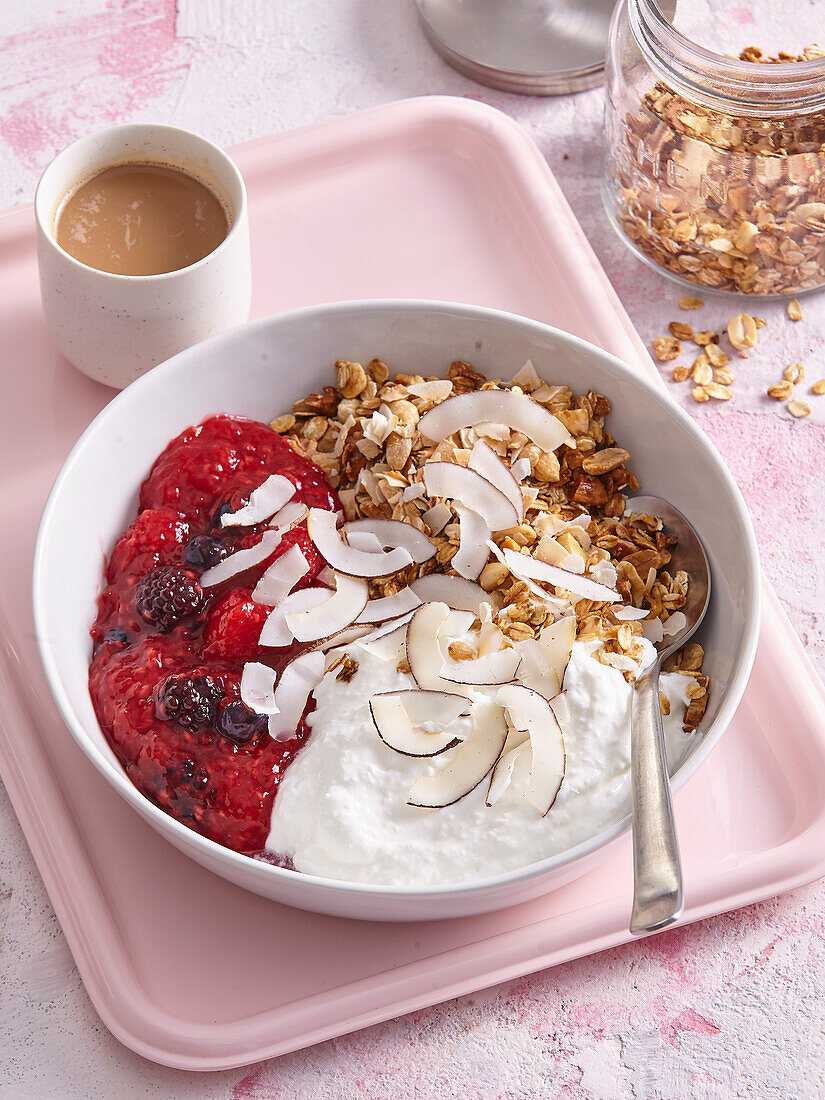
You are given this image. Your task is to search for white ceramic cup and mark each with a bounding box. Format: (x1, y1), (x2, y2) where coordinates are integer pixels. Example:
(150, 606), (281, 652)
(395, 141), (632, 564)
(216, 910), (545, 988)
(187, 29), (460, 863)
(35, 123), (251, 389)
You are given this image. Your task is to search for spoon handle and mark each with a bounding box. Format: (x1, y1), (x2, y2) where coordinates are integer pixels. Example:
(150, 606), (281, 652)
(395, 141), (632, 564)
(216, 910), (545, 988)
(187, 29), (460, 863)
(629, 661), (683, 935)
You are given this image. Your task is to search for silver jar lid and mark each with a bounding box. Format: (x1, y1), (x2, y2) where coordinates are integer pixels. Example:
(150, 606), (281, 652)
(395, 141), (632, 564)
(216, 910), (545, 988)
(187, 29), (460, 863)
(416, 0), (616, 95)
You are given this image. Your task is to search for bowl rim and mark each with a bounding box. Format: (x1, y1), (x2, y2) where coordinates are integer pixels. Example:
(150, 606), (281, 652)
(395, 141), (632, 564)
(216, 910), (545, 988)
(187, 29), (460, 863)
(33, 298), (761, 900)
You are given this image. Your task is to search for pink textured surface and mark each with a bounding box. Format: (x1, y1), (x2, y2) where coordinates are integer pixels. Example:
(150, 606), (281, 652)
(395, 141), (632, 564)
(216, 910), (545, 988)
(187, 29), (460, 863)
(1, 3), (824, 1096)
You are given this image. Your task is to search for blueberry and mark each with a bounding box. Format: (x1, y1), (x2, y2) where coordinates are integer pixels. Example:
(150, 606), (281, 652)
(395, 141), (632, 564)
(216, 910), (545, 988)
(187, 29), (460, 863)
(184, 534), (227, 570)
(103, 628), (130, 647)
(217, 700), (268, 745)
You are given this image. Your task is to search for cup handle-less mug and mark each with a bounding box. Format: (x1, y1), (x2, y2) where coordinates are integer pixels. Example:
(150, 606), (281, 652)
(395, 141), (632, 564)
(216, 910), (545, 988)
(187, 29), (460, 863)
(35, 124), (251, 390)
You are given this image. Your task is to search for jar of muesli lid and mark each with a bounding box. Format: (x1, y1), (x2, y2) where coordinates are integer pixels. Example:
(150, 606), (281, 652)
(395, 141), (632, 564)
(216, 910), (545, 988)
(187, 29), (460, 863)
(603, 0), (825, 298)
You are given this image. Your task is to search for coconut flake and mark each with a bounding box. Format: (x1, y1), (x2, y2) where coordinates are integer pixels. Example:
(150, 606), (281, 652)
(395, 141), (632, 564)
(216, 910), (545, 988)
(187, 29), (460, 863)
(369, 691), (466, 757)
(439, 647), (521, 687)
(642, 617), (665, 644)
(510, 457), (532, 482)
(402, 482), (427, 503)
(342, 519), (435, 564)
(560, 553), (585, 575)
(491, 542), (621, 603)
(407, 695), (508, 808)
(418, 389), (572, 453)
(590, 559), (618, 588)
(345, 530), (385, 554)
(496, 684), (565, 814)
(452, 506), (492, 580)
(486, 540), (571, 613)
(423, 462), (520, 532)
(267, 651), (326, 740)
(410, 574), (489, 613)
(613, 605), (650, 621)
(406, 379), (453, 402)
(259, 587), (330, 647)
(307, 508), (413, 577)
(200, 530), (281, 588)
(285, 572), (369, 642)
(220, 474), (295, 528)
(422, 502), (452, 535)
(251, 543), (309, 605)
(356, 587), (422, 624)
(468, 440), (526, 524)
(662, 611), (687, 637)
(354, 613), (416, 662)
(240, 661), (279, 715)
(267, 500), (308, 533)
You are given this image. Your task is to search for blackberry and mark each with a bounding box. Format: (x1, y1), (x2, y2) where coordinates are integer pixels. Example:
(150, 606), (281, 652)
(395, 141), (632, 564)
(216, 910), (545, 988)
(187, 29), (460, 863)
(184, 534), (227, 570)
(211, 500), (233, 529)
(154, 674), (223, 731)
(135, 564), (205, 632)
(217, 700), (268, 745)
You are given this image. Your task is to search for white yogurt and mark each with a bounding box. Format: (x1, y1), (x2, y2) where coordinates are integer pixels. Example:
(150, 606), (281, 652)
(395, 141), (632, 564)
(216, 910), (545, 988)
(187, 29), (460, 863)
(266, 639), (694, 886)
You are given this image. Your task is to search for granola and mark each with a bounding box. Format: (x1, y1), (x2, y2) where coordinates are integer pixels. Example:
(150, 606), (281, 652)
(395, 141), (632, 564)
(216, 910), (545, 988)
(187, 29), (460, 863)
(272, 359), (709, 731)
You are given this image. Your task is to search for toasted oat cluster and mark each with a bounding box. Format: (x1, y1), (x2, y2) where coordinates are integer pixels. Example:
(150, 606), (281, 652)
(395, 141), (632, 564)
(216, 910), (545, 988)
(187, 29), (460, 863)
(610, 47), (825, 296)
(271, 358), (710, 731)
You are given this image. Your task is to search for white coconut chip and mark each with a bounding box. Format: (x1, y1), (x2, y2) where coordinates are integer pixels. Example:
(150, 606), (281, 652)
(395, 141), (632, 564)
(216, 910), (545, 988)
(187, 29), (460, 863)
(490, 542), (621, 604)
(613, 605), (650, 621)
(589, 558), (618, 588)
(342, 519), (436, 563)
(486, 737), (531, 806)
(200, 530), (281, 588)
(418, 389), (572, 453)
(662, 611), (688, 637)
(510, 358), (542, 392)
(354, 614), (416, 662)
(510, 457), (532, 482)
(402, 482), (427, 503)
(410, 574), (489, 614)
(251, 543), (309, 606)
(240, 661), (279, 715)
(451, 506), (492, 581)
(485, 540), (570, 614)
(422, 502), (452, 535)
(267, 651), (326, 741)
(439, 647), (521, 687)
(598, 651), (639, 673)
(267, 500), (308, 534)
(259, 587), (329, 648)
(307, 508), (413, 577)
(406, 379), (453, 402)
(285, 572), (369, 642)
(345, 530), (385, 554)
(642, 617), (665, 644)
(369, 690), (466, 758)
(355, 587), (422, 624)
(560, 553), (586, 575)
(496, 684), (565, 815)
(468, 440), (525, 524)
(423, 462), (520, 532)
(220, 474), (295, 528)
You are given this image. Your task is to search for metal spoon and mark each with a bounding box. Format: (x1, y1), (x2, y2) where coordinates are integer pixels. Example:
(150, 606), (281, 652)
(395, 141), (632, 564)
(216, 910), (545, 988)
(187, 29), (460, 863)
(624, 496), (711, 936)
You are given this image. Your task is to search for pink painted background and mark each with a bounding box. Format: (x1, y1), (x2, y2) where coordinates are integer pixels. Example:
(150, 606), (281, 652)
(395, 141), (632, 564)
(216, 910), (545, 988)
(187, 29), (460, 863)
(1, 2), (823, 1097)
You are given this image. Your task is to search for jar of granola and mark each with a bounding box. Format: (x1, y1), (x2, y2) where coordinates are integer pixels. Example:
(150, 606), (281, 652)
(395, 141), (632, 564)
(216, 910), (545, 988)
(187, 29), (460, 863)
(603, 0), (825, 297)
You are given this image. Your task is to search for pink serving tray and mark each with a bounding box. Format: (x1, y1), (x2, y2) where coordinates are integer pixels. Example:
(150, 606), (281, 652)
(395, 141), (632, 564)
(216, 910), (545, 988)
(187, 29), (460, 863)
(2, 97), (825, 1071)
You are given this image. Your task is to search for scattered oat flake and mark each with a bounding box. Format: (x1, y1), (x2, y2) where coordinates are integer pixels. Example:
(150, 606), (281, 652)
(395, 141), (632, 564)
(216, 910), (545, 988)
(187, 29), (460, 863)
(783, 363), (805, 384)
(812, 379), (825, 395)
(727, 313), (757, 351)
(754, 317), (767, 328)
(679, 296), (704, 310)
(706, 343), (729, 368)
(692, 360), (712, 386)
(714, 368), (735, 385)
(668, 321), (693, 340)
(705, 382), (732, 401)
(692, 386), (709, 403)
(672, 365), (690, 382)
(787, 298), (803, 321)
(788, 399), (811, 418)
(653, 336), (681, 361)
(767, 381), (794, 400)
(693, 331), (717, 347)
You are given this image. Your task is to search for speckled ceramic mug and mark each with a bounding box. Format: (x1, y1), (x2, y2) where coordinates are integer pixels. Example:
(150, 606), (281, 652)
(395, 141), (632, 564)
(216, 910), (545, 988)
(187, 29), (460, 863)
(35, 124), (251, 389)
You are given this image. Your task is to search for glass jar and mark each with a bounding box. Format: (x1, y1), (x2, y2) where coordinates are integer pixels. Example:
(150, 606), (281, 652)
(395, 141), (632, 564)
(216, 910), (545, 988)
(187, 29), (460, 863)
(603, 0), (825, 297)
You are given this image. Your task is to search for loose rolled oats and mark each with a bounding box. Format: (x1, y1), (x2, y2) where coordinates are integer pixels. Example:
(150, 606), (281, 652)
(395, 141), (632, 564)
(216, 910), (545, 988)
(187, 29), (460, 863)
(783, 363), (805, 384)
(714, 368), (735, 386)
(678, 295), (704, 310)
(692, 386), (710, 403)
(727, 313), (757, 351)
(811, 379), (825, 395)
(767, 380), (795, 400)
(705, 343), (729, 369)
(704, 382), (733, 401)
(788, 398), (812, 417)
(652, 336), (681, 361)
(693, 331), (717, 347)
(787, 298), (804, 321)
(692, 359), (713, 386)
(669, 321), (693, 340)
(672, 365), (690, 382)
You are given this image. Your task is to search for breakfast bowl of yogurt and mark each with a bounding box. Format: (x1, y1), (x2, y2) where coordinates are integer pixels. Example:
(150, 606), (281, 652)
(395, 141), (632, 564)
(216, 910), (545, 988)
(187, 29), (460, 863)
(33, 300), (760, 920)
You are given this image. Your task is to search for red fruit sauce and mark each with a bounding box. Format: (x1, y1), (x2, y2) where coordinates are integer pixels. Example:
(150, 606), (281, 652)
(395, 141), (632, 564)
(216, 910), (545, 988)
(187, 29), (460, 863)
(88, 414), (338, 856)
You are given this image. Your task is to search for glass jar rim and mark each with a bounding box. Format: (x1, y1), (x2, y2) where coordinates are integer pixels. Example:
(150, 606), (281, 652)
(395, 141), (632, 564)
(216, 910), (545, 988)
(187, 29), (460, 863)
(629, 0), (825, 117)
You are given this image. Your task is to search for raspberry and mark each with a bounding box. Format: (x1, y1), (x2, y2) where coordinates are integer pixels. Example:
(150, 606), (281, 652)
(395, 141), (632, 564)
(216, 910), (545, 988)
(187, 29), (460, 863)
(154, 674), (223, 731)
(202, 588), (269, 662)
(135, 564), (206, 632)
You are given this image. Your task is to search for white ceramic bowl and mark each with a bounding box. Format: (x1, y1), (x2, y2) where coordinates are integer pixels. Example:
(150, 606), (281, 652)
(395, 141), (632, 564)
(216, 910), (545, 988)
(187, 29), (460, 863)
(33, 301), (760, 921)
